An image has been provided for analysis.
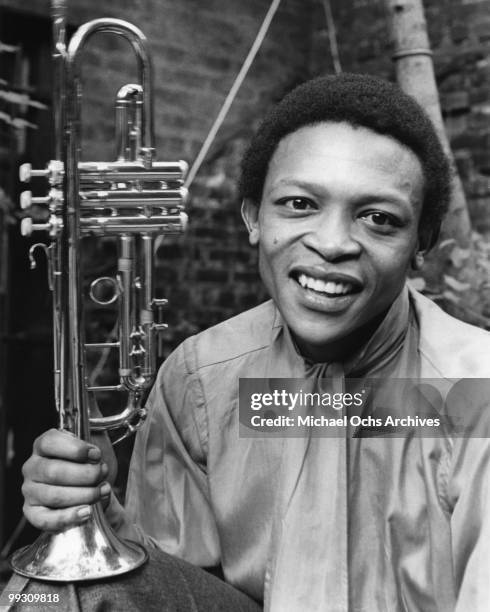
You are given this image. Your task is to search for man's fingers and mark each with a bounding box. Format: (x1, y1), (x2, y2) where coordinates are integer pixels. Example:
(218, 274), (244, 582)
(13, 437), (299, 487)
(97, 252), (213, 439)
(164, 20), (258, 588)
(22, 481), (111, 509)
(22, 428), (115, 534)
(23, 503), (96, 533)
(33, 429), (101, 463)
(25, 456), (108, 487)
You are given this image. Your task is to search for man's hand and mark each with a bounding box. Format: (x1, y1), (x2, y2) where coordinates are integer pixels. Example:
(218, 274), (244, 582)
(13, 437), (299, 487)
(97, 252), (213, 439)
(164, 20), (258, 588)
(21, 428), (117, 532)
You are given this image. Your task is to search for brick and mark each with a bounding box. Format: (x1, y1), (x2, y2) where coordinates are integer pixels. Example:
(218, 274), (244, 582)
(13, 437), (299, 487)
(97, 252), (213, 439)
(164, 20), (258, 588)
(155, 243), (183, 260)
(195, 268), (229, 283)
(441, 91), (470, 112)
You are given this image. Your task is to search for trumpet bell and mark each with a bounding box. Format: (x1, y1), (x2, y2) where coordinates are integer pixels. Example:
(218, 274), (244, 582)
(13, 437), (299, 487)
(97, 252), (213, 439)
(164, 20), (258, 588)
(10, 504), (147, 581)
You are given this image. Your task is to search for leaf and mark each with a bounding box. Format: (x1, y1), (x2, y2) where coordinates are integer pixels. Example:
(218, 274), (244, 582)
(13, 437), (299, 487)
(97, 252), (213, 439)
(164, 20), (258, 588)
(442, 290), (461, 305)
(0, 90), (48, 109)
(0, 111), (37, 129)
(0, 41), (19, 54)
(443, 275), (471, 292)
(0, 90), (28, 105)
(407, 276), (426, 291)
(0, 110), (16, 126)
(11, 117), (37, 129)
(449, 247), (471, 268)
(438, 238), (456, 250)
(478, 260), (490, 274)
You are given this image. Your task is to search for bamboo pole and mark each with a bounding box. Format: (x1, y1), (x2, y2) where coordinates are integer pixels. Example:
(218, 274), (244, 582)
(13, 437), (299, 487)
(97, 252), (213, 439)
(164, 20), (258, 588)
(385, 0), (472, 247)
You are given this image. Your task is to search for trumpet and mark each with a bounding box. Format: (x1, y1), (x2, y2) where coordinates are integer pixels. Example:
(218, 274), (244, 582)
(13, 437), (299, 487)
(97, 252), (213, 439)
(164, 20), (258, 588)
(10, 1), (187, 581)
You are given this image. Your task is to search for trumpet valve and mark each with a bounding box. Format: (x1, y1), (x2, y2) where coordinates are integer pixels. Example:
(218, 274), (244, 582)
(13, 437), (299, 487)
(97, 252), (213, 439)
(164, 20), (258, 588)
(19, 163), (47, 182)
(21, 215), (62, 237)
(19, 160), (64, 185)
(20, 188), (63, 211)
(20, 217), (51, 236)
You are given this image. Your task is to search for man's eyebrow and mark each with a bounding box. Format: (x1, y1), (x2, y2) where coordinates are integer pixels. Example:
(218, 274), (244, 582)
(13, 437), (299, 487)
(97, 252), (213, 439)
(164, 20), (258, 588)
(351, 193), (414, 209)
(266, 178), (328, 197)
(270, 178), (320, 190)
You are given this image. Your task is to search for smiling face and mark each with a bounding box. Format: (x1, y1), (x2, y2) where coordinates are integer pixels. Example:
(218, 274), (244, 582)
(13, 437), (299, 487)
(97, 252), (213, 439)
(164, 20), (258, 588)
(242, 121), (425, 362)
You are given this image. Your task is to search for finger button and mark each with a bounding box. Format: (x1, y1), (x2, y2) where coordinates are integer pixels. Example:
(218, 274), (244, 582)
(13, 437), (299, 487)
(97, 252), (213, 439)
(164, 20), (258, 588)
(20, 217), (33, 236)
(20, 190), (32, 210)
(19, 163), (32, 183)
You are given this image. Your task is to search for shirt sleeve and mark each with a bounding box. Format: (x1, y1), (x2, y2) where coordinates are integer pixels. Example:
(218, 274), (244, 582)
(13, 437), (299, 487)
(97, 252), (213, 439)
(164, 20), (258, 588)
(443, 379), (490, 611)
(107, 338), (221, 567)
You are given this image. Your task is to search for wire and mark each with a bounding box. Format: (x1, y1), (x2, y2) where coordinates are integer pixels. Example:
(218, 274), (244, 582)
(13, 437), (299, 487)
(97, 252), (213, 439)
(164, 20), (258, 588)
(184, 0), (282, 189)
(1, 516), (26, 559)
(322, 0), (342, 75)
(88, 321), (118, 387)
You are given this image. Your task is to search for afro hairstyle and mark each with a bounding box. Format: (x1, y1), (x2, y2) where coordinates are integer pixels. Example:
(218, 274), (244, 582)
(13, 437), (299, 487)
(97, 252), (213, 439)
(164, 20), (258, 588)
(240, 73), (451, 250)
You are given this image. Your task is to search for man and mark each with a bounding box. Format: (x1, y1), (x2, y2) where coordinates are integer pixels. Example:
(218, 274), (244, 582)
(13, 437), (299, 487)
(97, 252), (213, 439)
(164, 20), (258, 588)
(19, 74), (490, 610)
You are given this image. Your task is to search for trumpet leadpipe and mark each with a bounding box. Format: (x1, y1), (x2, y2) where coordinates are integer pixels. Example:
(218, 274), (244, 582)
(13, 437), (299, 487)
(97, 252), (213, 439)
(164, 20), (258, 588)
(80, 188), (187, 207)
(21, 213), (188, 237)
(80, 213), (188, 234)
(79, 160), (188, 182)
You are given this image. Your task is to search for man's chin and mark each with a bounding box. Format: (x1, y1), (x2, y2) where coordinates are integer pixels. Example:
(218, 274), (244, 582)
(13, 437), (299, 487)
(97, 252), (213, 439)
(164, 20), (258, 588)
(289, 325), (358, 363)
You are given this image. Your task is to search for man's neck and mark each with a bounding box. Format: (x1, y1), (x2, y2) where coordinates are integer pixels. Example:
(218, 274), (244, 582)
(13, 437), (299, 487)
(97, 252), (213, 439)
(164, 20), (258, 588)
(293, 310), (388, 364)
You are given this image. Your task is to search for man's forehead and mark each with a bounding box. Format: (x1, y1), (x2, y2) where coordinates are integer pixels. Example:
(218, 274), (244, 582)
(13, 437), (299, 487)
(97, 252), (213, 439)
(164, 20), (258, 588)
(276, 121), (415, 156)
(268, 122), (424, 181)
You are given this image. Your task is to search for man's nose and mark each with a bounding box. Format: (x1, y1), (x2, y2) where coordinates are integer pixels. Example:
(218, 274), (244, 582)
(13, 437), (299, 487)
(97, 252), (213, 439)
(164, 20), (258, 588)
(302, 212), (361, 261)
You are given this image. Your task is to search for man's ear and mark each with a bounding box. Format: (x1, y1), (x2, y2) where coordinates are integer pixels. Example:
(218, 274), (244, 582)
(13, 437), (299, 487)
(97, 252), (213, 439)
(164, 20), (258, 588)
(411, 237), (429, 271)
(241, 198), (260, 246)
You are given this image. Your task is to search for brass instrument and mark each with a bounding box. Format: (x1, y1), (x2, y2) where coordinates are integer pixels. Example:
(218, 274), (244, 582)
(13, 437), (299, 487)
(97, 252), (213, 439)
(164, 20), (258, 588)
(10, 1), (188, 581)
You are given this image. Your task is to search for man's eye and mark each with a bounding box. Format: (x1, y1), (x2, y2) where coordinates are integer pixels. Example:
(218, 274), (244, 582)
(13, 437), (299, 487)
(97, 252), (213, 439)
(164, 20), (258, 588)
(360, 211), (398, 227)
(279, 197), (315, 211)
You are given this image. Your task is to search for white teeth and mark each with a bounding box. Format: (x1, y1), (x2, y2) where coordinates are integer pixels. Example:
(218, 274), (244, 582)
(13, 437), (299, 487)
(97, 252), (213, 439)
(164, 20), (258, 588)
(297, 273), (354, 296)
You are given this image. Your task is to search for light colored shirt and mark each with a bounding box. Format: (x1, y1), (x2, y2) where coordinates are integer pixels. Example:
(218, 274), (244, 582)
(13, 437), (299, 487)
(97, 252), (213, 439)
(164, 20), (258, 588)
(107, 287), (490, 611)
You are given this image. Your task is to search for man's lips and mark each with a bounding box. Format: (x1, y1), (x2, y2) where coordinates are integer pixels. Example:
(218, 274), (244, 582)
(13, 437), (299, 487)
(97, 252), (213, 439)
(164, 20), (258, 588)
(290, 267), (363, 297)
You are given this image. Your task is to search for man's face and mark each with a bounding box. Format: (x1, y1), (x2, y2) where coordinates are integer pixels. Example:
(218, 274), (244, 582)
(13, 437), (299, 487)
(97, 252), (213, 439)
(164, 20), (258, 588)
(242, 121), (425, 361)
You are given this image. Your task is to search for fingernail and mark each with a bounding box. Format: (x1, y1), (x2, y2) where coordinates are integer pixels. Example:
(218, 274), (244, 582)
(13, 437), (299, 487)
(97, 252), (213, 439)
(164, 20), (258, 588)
(77, 506), (91, 520)
(100, 482), (111, 497)
(100, 462), (109, 477)
(87, 447), (101, 462)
